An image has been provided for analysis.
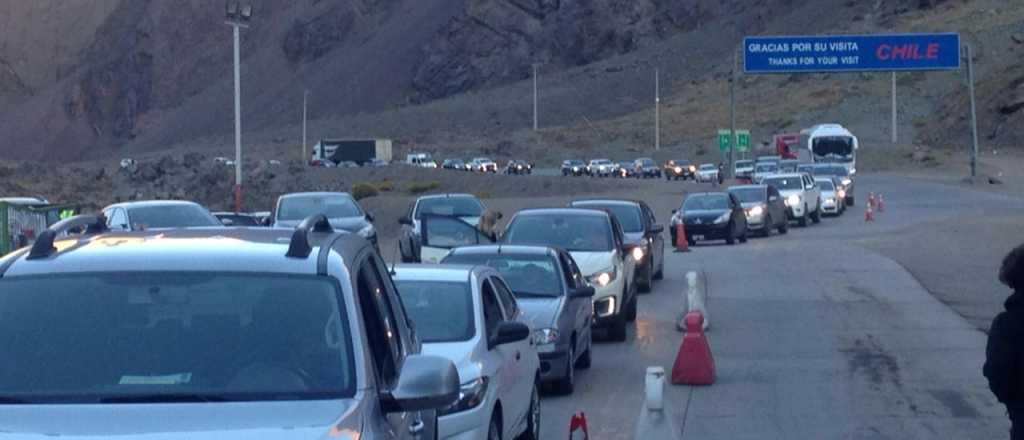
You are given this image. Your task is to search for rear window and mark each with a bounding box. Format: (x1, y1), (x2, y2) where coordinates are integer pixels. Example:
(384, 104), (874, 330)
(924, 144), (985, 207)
(128, 206), (220, 229)
(683, 195), (730, 211)
(278, 195), (362, 221)
(415, 197), (484, 219)
(729, 187), (764, 203)
(573, 203), (643, 233)
(763, 177), (802, 190)
(442, 254), (563, 297)
(504, 214), (613, 252)
(393, 280), (475, 343)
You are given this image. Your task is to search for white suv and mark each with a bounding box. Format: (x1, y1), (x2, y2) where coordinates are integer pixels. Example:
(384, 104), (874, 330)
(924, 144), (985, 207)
(762, 173), (822, 227)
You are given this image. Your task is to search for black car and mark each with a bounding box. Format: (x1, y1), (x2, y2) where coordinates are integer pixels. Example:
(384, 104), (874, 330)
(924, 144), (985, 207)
(561, 159), (586, 177)
(212, 212), (263, 227)
(672, 192), (748, 245)
(634, 158), (662, 179)
(727, 185), (788, 237)
(569, 199), (665, 293)
(664, 160), (696, 181)
(442, 158), (465, 170)
(615, 161), (635, 178)
(505, 160), (533, 175)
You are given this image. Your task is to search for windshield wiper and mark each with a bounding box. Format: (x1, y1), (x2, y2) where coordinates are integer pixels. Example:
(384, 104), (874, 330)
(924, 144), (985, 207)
(0, 396), (31, 404)
(99, 393), (235, 403)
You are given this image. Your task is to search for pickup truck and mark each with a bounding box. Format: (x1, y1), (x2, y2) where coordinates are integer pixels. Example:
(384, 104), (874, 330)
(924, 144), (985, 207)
(761, 173), (821, 227)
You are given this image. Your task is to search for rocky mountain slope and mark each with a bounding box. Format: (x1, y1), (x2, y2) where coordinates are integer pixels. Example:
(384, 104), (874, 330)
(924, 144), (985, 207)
(0, 0), (1020, 163)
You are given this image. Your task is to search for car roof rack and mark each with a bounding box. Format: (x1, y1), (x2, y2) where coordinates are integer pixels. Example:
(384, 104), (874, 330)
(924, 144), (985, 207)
(286, 214), (335, 258)
(27, 214), (108, 260)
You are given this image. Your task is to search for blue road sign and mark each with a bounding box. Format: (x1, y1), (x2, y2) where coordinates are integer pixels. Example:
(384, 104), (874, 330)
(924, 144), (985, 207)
(744, 33), (961, 73)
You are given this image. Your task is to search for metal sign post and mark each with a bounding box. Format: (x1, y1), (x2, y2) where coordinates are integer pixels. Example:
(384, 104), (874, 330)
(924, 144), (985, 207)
(965, 44), (978, 178)
(655, 68), (660, 151)
(728, 49), (738, 179)
(891, 72), (898, 144)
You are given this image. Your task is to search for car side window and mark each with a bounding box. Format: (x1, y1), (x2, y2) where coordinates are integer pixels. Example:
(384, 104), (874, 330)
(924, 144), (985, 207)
(107, 208), (128, 229)
(371, 254), (414, 352)
(492, 276), (519, 319)
(481, 280), (505, 337)
(609, 217), (624, 251)
(356, 259), (403, 386)
(558, 253), (578, 290)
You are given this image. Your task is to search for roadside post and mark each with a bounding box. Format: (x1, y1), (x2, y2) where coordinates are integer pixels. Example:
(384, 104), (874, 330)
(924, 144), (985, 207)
(742, 33), (963, 172)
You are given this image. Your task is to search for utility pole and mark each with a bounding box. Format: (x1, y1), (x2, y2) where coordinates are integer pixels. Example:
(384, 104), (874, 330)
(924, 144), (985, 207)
(532, 63), (539, 131)
(655, 67), (660, 151)
(225, 3), (252, 213)
(302, 89), (308, 164)
(965, 44), (978, 178)
(728, 48), (738, 179)
(891, 72), (898, 144)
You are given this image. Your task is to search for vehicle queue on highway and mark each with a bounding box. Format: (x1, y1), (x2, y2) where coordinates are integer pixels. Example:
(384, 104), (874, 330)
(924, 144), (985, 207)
(0, 153), (854, 440)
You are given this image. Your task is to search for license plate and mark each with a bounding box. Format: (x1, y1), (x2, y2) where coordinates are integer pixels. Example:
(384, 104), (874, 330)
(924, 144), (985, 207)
(692, 235), (705, 241)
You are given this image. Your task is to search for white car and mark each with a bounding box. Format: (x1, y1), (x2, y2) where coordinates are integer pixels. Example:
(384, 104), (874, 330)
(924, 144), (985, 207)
(469, 158), (498, 173)
(696, 164), (719, 182)
(393, 265), (541, 440)
(399, 193), (488, 263)
(815, 176), (846, 216)
(762, 173), (822, 227)
(502, 208), (638, 341)
(102, 200), (221, 231)
(587, 159), (614, 177)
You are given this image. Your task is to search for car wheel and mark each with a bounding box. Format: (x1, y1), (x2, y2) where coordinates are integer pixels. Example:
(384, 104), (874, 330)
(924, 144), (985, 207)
(811, 202), (822, 224)
(607, 317), (628, 342)
(488, 413), (502, 440)
(847, 196), (855, 207)
(726, 224), (736, 245)
(625, 292), (638, 322)
(653, 255), (664, 280)
(638, 265), (653, 293)
(778, 217), (789, 234)
(798, 206), (809, 227)
(739, 230), (748, 243)
(687, 238), (696, 247)
(555, 344), (575, 395)
(576, 333), (592, 369)
(521, 382), (541, 440)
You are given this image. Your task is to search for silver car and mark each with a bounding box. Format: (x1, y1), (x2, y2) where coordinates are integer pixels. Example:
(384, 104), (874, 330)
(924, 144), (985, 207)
(272, 192), (377, 247)
(441, 245), (595, 394)
(103, 200), (221, 231)
(0, 214), (459, 439)
(393, 265), (541, 440)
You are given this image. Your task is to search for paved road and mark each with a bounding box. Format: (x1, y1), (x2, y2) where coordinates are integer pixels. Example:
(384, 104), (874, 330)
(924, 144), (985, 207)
(533, 174), (1014, 439)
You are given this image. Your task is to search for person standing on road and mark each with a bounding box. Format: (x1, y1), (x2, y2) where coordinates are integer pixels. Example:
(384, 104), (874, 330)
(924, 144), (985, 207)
(717, 162), (725, 186)
(985, 243), (1024, 439)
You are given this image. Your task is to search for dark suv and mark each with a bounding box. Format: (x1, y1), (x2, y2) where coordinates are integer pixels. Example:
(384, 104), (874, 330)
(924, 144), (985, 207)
(0, 214), (458, 439)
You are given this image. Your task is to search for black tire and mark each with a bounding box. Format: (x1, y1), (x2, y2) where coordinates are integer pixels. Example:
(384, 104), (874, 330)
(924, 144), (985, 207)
(653, 254), (664, 280)
(521, 383), (541, 439)
(638, 265), (653, 293)
(726, 225), (736, 245)
(625, 293), (638, 322)
(607, 317), (628, 342)
(576, 334), (592, 369)
(762, 215), (773, 237)
(778, 218), (789, 234)
(811, 203), (822, 224)
(739, 231), (748, 243)
(847, 196), (855, 207)
(488, 413), (501, 440)
(554, 344), (575, 395)
(687, 238), (696, 247)
(798, 206), (809, 227)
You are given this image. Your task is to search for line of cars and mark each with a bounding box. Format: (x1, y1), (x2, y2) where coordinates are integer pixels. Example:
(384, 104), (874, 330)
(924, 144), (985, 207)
(441, 157), (534, 175)
(560, 157), (664, 178)
(0, 187), (669, 439)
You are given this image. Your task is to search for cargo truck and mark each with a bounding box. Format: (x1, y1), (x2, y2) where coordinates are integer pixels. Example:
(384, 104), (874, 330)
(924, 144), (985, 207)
(310, 139), (393, 166)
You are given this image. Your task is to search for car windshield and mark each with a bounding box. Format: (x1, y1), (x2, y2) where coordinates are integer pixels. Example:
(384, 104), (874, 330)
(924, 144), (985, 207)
(683, 195), (730, 211)
(764, 177), (803, 190)
(729, 188), (765, 203)
(393, 280), (475, 343)
(756, 164), (778, 173)
(415, 196), (484, 218)
(735, 160), (754, 169)
(568, 160), (584, 166)
(573, 202), (643, 233)
(700, 165), (716, 170)
(127, 205), (220, 229)
(816, 166), (849, 177)
(639, 159), (654, 166)
(442, 254), (562, 297)
(278, 195), (362, 221)
(0, 272), (354, 403)
(817, 180), (836, 191)
(504, 214), (613, 252)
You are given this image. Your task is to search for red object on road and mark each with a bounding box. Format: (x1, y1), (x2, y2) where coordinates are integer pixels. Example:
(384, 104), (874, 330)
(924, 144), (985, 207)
(865, 203), (875, 222)
(867, 192), (876, 210)
(569, 412), (589, 440)
(671, 312), (715, 385)
(674, 223), (690, 252)
(877, 194), (885, 213)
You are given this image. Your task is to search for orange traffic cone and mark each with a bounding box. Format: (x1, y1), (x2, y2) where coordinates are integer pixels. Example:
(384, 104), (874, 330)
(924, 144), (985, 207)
(674, 223), (690, 252)
(877, 194), (885, 213)
(671, 311), (715, 385)
(867, 192), (876, 210)
(864, 203), (875, 222)
(569, 412), (589, 440)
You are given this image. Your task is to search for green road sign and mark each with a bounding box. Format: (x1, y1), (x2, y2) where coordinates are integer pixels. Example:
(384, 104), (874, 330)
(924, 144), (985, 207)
(718, 129), (732, 152)
(737, 130), (751, 152)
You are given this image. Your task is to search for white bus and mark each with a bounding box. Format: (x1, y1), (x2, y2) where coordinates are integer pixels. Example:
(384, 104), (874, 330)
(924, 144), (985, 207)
(799, 124), (859, 175)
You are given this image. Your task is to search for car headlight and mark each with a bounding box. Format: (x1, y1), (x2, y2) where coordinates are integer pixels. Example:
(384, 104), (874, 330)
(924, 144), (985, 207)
(714, 212), (730, 224)
(786, 195), (801, 206)
(837, 189), (846, 199)
(689, 166), (696, 172)
(531, 328), (559, 346)
(572, 167), (579, 172)
(747, 205), (764, 217)
(594, 296), (616, 317)
(674, 166), (682, 173)
(357, 224), (376, 238)
(438, 377), (489, 416)
(826, 198), (836, 204)
(631, 246), (645, 262)
(587, 267), (617, 287)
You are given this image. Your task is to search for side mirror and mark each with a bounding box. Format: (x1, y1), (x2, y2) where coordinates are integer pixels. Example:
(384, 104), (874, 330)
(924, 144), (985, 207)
(650, 224), (664, 234)
(365, 212), (375, 222)
(381, 354), (459, 413)
(398, 216), (413, 226)
(496, 211), (504, 220)
(670, 209), (677, 215)
(220, 218), (235, 227)
(570, 286), (595, 299)
(489, 321), (530, 348)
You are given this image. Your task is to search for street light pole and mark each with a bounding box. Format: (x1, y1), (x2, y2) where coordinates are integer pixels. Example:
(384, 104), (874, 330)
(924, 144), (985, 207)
(302, 90), (308, 164)
(965, 44), (979, 178)
(532, 63), (539, 131)
(655, 68), (660, 151)
(728, 48), (737, 179)
(225, 2), (251, 213)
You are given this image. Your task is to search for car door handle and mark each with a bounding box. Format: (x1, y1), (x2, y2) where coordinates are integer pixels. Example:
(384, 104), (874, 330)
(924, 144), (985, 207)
(409, 418), (425, 436)
(516, 351), (521, 361)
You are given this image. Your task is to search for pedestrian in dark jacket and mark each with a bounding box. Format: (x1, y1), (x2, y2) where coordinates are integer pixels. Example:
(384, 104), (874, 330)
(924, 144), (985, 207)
(985, 243), (1024, 439)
